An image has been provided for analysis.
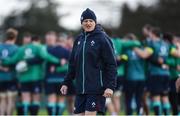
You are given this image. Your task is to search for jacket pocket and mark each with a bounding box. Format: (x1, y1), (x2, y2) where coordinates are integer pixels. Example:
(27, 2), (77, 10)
(85, 68), (102, 92)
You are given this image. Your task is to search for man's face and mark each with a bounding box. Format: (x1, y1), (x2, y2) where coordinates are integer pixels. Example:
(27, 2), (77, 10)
(45, 34), (56, 45)
(173, 36), (180, 46)
(23, 36), (31, 45)
(82, 19), (96, 32)
(149, 31), (154, 39)
(142, 28), (150, 37)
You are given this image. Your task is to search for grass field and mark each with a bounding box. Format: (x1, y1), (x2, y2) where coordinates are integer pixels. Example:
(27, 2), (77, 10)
(13, 109), (160, 115)
(13, 109), (68, 115)
(13, 109), (127, 115)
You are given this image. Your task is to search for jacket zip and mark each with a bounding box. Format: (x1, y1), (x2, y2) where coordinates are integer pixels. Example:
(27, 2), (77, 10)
(100, 70), (103, 87)
(82, 33), (88, 94)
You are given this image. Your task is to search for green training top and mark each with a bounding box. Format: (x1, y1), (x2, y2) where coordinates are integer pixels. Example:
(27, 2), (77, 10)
(111, 38), (141, 77)
(0, 43), (18, 81)
(3, 43), (60, 82)
(148, 39), (170, 76)
(125, 49), (146, 81)
(166, 45), (180, 79)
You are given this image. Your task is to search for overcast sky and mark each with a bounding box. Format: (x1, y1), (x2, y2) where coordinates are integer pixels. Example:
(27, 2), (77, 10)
(0, 0), (157, 30)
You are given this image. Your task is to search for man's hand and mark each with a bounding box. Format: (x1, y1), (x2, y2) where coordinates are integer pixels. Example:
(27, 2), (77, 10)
(60, 85), (68, 95)
(0, 66), (9, 72)
(50, 65), (55, 73)
(162, 64), (169, 69)
(103, 88), (113, 98)
(3, 67), (9, 72)
(158, 57), (164, 64)
(177, 65), (180, 71)
(60, 59), (67, 66)
(176, 78), (180, 92)
(175, 42), (180, 49)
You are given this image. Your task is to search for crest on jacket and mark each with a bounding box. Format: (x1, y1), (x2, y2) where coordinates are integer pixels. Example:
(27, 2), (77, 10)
(91, 40), (95, 46)
(78, 41), (80, 45)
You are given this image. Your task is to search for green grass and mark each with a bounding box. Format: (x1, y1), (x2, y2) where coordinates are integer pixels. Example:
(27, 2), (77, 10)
(13, 109), (125, 115)
(13, 109), (70, 115)
(13, 109), (154, 115)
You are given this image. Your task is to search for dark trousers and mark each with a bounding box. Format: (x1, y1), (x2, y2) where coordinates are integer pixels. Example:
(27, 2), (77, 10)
(124, 80), (145, 115)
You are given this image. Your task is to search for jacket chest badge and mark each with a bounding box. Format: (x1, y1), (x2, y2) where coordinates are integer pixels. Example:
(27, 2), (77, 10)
(77, 41), (80, 45)
(91, 40), (95, 46)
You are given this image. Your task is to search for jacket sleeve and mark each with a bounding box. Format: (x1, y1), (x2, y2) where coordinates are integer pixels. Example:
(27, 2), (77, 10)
(63, 49), (71, 60)
(38, 46), (59, 64)
(101, 35), (117, 91)
(56, 64), (68, 73)
(63, 39), (78, 85)
(26, 57), (43, 65)
(146, 56), (162, 67)
(2, 47), (21, 65)
(55, 49), (70, 73)
(121, 40), (141, 49)
(165, 57), (176, 67)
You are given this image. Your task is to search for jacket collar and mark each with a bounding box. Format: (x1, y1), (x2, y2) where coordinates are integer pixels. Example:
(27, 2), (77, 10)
(81, 24), (104, 37)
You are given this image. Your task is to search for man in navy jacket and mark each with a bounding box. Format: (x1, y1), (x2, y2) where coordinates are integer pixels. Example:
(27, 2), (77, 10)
(61, 8), (117, 115)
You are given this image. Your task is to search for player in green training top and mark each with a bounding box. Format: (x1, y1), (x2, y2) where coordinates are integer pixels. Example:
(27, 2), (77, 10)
(108, 35), (141, 115)
(0, 28), (18, 115)
(43, 32), (70, 115)
(16, 32), (32, 115)
(159, 33), (180, 115)
(2, 35), (61, 115)
(123, 33), (153, 115)
(135, 27), (171, 115)
(141, 24), (153, 115)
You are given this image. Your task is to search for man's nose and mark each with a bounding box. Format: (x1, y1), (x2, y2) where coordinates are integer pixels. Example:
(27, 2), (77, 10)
(86, 21), (91, 25)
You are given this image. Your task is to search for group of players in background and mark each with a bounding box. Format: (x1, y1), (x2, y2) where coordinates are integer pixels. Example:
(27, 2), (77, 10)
(0, 24), (180, 115)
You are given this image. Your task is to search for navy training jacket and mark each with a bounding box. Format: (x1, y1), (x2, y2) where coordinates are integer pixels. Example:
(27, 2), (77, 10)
(45, 45), (70, 80)
(63, 24), (117, 95)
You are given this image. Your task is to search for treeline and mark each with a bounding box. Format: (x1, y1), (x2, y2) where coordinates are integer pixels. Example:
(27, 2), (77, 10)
(115, 0), (180, 38)
(2, 0), (180, 41)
